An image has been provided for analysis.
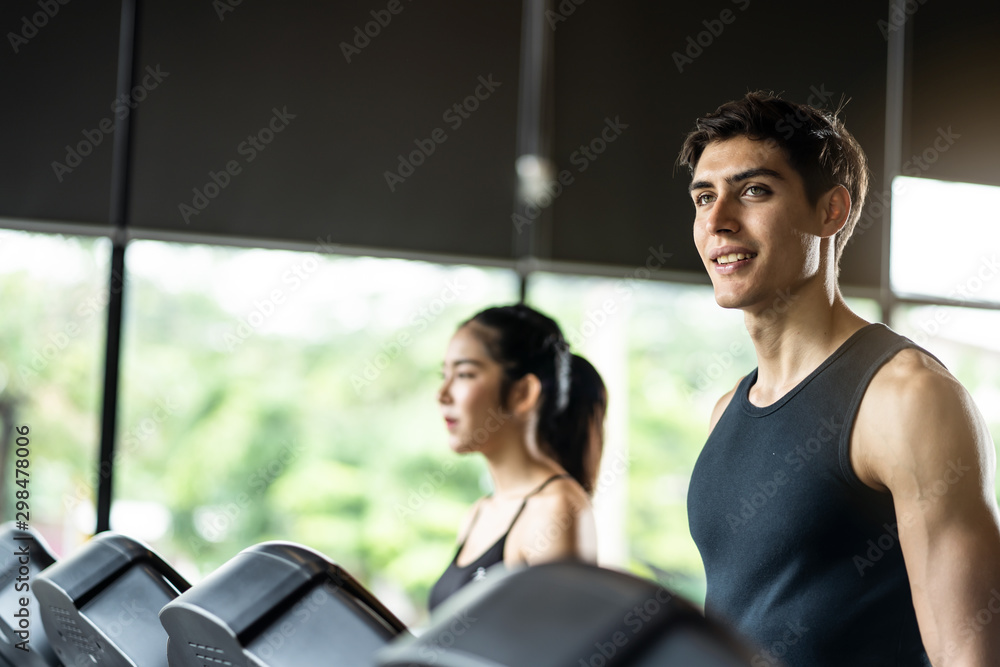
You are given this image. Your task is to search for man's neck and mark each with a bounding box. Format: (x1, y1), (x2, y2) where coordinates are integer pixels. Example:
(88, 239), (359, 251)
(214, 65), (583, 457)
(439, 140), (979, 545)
(743, 277), (868, 407)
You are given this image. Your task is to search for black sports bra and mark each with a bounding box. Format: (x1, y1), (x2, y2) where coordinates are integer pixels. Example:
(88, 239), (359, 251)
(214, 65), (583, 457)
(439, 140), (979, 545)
(427, 474), (569, 611)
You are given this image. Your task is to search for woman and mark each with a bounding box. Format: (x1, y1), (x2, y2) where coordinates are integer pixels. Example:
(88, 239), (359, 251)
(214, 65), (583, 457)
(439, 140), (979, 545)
(428, 304), (607, 611)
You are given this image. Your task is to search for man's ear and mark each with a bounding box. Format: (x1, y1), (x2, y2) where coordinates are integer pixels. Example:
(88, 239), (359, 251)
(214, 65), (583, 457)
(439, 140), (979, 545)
(508, 373), (542, 416)
(817, 184), (851, 238)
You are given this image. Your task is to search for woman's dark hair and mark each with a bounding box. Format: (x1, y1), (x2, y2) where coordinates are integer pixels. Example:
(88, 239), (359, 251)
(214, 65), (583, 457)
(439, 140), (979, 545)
(552, 354), (607, 495)
(463, 304), (599, 493)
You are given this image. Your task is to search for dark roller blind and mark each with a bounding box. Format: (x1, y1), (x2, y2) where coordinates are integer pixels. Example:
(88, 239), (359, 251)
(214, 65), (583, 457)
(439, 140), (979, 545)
(127, 0), (522, 260)
(547, 0), (888, 289)
(0, 0), (121, 226)
(908, 1), (1000, 188)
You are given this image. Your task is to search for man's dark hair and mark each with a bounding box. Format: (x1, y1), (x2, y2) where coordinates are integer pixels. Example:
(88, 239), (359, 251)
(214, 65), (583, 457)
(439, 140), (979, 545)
(677, 91), (870, 270)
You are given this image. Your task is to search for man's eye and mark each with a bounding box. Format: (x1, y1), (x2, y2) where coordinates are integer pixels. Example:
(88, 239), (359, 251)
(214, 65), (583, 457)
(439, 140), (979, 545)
(745, 185), (768, 196)
(695, 193), (715, 206)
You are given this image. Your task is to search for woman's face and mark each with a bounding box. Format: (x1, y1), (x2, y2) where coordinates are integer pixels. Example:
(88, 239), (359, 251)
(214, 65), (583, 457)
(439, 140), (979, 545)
(438, 325), (508, 454)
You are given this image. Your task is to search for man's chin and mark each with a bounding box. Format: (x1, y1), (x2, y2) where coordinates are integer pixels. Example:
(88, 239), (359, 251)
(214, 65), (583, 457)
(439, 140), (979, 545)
(713, 291), (746, 310)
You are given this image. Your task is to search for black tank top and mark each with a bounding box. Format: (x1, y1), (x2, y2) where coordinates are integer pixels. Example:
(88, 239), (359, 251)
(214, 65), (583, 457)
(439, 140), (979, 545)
(428, 474), (569, 612)
(687, 324), (934, 666)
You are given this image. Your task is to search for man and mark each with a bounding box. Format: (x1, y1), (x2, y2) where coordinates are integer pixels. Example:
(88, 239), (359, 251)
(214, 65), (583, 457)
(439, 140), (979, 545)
(680, 92), (1000, 666)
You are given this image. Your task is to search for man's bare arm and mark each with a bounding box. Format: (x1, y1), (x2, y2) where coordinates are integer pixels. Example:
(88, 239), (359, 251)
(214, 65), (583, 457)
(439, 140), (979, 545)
(857, 350), (1000, 666)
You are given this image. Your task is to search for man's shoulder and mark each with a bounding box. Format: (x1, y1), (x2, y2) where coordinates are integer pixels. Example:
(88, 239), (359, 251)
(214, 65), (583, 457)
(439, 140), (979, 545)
(866, 346), (955, 408)
(861, 346), (963, 443)
(855, 344), (986, 489)
(708, 376), (746, 435)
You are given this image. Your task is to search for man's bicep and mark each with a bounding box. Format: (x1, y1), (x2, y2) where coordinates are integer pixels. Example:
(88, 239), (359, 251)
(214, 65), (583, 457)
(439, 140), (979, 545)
(882, 370), (996, 514)
(900, 505), (1000, 665)
(879, 369), (1000, 664)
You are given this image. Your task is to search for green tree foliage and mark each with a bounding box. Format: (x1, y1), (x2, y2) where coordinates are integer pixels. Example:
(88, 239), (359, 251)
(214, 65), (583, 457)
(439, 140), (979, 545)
(3, 231), (998, 626)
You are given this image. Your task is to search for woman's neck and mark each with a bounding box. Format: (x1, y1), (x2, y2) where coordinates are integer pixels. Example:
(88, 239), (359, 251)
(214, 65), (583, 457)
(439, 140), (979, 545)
(482, 433), (563, 498)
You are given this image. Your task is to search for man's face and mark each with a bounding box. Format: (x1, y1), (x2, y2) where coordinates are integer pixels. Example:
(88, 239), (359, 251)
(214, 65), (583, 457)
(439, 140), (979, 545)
(689, 136), (824, 312)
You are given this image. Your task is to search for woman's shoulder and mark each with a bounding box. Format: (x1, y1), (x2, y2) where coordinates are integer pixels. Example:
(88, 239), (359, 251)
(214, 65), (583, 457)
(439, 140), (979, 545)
(515, 475), (593, 538)
(510, 475), (597, 563)
(527, 475), (592, 515)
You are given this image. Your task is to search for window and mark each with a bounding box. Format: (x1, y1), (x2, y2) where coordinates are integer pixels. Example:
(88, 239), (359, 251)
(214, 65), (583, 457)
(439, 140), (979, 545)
(0, 229), (110, 557)
(891, 176), (1000, 303)
(113, 239), (518, 623)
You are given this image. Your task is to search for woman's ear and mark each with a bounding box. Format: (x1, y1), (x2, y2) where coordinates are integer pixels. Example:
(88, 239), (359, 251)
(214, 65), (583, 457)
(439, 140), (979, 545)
(508, 373), (543, 417)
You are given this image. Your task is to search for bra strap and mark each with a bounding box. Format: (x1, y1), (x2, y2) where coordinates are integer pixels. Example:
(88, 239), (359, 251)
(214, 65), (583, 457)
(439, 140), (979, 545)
(456, 498), (488, 551)
(458, 474), (572, 553)
(505, 473), (571, 533)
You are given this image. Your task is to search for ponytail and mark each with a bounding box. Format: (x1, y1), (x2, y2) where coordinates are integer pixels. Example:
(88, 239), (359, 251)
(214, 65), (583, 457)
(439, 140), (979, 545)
(549, 354), (606, 495)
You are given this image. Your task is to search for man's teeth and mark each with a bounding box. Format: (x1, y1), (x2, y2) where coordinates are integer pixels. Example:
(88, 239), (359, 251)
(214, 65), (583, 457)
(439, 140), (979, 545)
(716, 252), (756, 265)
